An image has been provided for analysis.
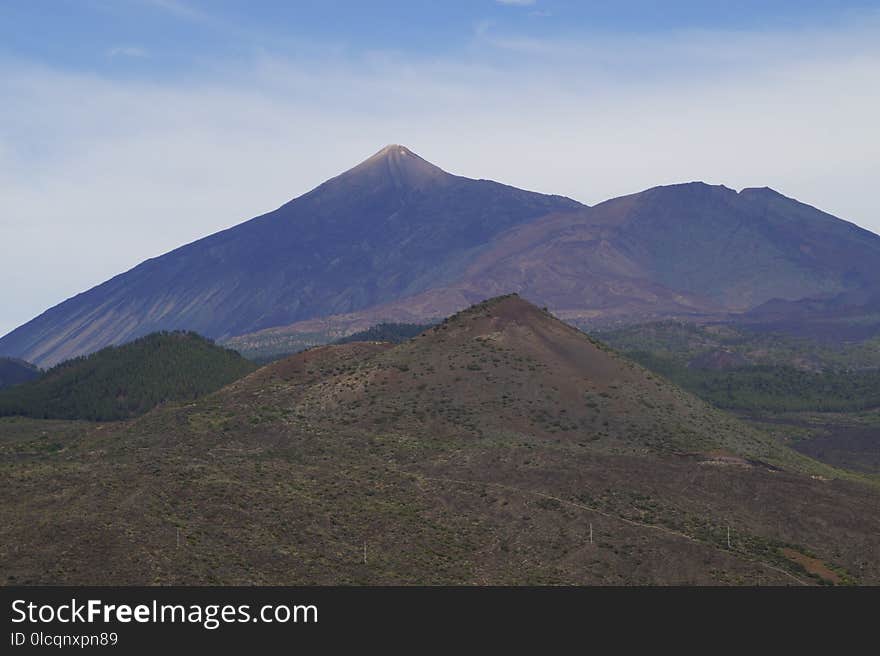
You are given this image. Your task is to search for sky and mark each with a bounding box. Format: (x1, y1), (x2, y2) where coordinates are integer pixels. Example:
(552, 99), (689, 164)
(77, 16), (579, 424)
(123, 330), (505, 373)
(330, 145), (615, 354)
(1, 1), (879, 338)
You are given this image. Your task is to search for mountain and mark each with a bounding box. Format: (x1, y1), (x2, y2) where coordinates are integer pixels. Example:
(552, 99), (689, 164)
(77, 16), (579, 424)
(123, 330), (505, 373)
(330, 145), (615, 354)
(5, 145), (880, 366)
(574, 184), (880, 310)
(291, 294), (790, 460)
(0, 331), (256, 421)
(228, 182), (880, 357)
(0, 145), (581, 367)
(742, 284), (880, 340)
(3, 296), (877, 585)
(0, 357), (39, 389)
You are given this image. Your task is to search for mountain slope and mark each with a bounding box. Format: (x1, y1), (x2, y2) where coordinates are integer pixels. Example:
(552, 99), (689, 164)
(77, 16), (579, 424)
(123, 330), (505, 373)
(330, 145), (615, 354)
(2, 296), (877, 585)
(228, 182), (880, 356)
(0, 145), (581, 367)
(596, 184), (880, 309)
(0, 331), (256, 420)
(290, 295), (795, 462)
(5, 148), (879, 367)
(741, 283), (880, 340)
(0, 357), (39, 389)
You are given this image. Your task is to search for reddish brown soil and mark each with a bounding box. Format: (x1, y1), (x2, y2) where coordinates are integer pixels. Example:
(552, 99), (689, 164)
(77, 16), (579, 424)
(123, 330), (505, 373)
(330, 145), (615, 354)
(781, 548), (841, 584)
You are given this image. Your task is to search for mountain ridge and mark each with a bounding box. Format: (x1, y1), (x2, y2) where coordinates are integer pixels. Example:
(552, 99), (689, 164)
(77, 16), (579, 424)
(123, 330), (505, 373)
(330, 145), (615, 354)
(0, 146), (582, 366)
(4, 147), (880, 366)
(226, 180), (880, 359)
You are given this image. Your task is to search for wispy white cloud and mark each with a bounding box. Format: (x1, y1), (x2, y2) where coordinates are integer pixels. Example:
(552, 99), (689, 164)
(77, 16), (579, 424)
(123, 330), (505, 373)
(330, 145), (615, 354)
(107, 46), (148, 58)
(473, 19), (493, 37)
(140, 0), (207, 22)
(1, 14), (879, 335)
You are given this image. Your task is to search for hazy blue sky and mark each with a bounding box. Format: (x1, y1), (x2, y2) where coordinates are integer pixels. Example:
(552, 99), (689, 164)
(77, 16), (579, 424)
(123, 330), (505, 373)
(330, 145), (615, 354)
(2, 1), (879, 337)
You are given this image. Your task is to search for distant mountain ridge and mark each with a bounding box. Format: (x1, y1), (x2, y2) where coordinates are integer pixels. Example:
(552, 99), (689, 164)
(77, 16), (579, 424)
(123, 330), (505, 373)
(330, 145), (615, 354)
(602, 183), (880, 308)
(3, 145), (879, 366)
(0, 145), (581, 367)
(227, 180), (880, 358)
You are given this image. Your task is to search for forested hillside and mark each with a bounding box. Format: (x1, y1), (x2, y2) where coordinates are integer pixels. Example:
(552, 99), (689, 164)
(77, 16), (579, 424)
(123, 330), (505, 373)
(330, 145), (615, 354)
(626, 352), (880, 412)
(0, 332), (255, 421)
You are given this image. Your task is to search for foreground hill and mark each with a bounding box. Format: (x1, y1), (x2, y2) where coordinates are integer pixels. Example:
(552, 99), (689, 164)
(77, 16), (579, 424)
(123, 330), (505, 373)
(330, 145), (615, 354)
(0, 331), (256, 421)
(0, 146), (580, 367)
(0, 357), (39, 389)
(595, 319), (880, 474)
(2, 296), (877, 586)
(288, 295), (805, 464)
(228, 182), (880, 358)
